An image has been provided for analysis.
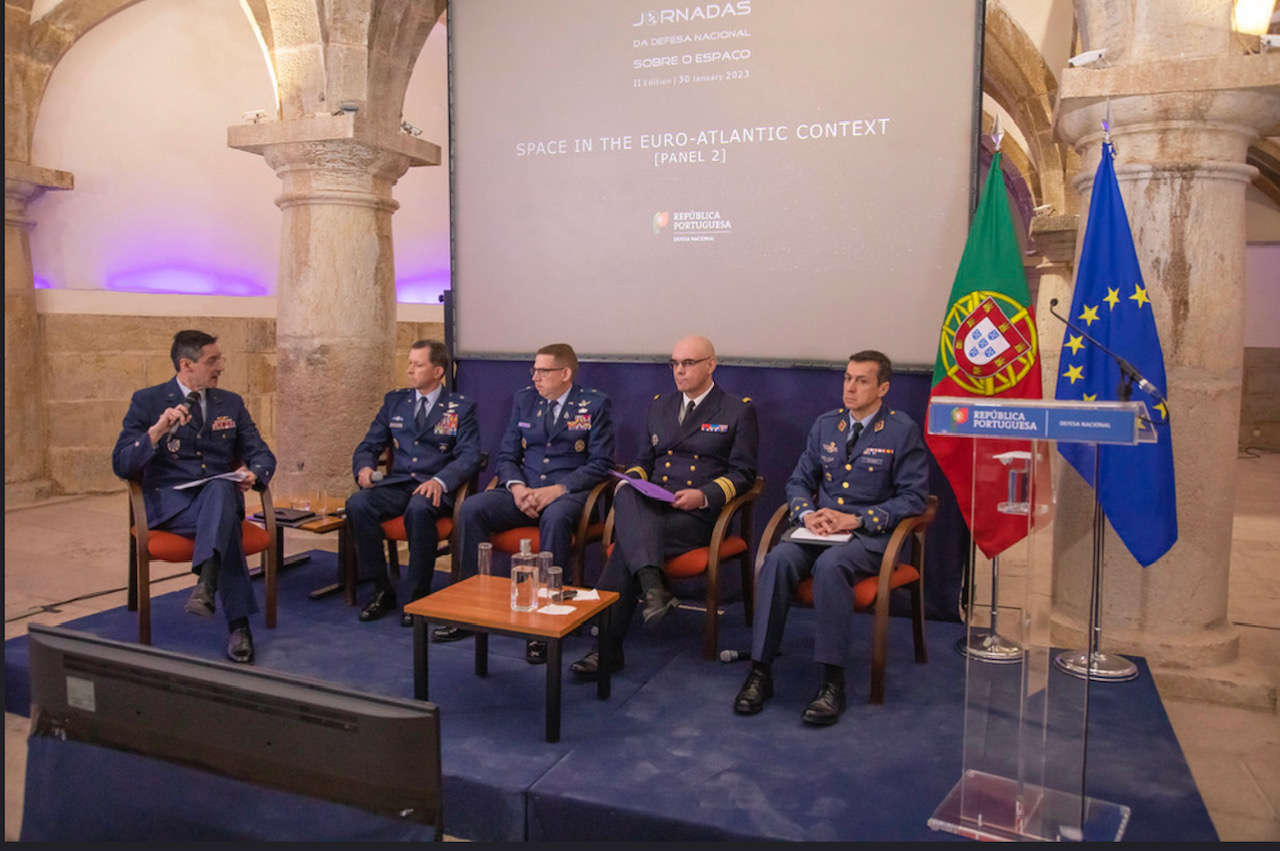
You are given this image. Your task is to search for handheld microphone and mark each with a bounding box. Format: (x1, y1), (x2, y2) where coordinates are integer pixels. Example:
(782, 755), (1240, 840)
(370, 471), (384, 483)
(1048, 299), (1167, 406)
(719, 649), (750, 663)
(168, 391), (201, 435)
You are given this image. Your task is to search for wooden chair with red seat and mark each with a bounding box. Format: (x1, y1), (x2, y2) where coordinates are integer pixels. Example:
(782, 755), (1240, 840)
(602, 476), (764, 661)
(126, 479), (278, 645)
(370, 451), (489, 592)
(484, 475), (614, 586)
(753, 494), (938, 704)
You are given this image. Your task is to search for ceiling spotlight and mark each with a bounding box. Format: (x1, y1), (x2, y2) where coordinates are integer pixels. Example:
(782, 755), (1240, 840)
(1033, 204), (1053, 216)
(401, 120), (423, 136)
(334, 101), (360, 115)
(241, 109), (269, 124)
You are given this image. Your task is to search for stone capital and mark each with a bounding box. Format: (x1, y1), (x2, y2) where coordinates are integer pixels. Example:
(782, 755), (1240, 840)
(1055, 54), (1280, 168)
(228, 113), (439, 213)
(5, 160), (74, 227)
(1028, 213), (1078, 266)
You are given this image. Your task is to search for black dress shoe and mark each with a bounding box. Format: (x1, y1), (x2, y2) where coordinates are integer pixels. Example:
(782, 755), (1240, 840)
(569, 647), (624, 678)
(226, 627), (254, 664)
(801, 679), (847, 726)
(526, 640), (548, 664)
(641, 587), (679, 625)
(400, 611), (414, 628)
(734, 663), (774, 715)
(431, 625), (474, 643)
(185, 584), (215, 618)
(358, 588), (397, 622)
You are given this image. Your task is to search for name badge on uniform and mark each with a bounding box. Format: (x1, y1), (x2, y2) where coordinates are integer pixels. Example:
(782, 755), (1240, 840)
(434, 413), (458, 435)
(701, 423), (728, 433)
(391, 415), (404, 429)
(211, 415), (235, 431)
(518, 422), (532, 429)
(861, 455), (887, 469)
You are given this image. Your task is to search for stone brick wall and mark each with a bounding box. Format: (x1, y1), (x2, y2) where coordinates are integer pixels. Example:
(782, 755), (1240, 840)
(42, 314), (444, 495)
(1241, 347), (1280, 452)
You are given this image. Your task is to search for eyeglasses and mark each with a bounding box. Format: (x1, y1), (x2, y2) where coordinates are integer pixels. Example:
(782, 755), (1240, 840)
(530, 366), (566, 377)
(668, 357), (711, 370)
(191, 355), (226, 367)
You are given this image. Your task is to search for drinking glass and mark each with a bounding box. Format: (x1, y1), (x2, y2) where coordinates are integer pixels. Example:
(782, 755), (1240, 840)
(511, 564), (537, 612)
(544, 566), (564, 605)
(477, 542), (493, 576)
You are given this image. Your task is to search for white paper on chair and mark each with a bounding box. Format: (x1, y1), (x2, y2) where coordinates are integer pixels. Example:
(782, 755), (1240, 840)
(782, 526), (852, 545)
(174, 470), (248, 490)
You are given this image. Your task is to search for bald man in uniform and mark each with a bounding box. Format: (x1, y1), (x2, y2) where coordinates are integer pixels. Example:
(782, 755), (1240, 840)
(571, 336), (758, 677)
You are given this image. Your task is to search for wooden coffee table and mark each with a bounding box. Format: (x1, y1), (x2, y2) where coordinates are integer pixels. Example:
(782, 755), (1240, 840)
(404, 575), (619, 743)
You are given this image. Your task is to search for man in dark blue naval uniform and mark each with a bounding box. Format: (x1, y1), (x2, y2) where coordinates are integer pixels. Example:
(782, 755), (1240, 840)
(734, 350), (928, 725)
(346, 339), (482, 626)
(571, 335), (758, 677)
(112, 330), (276, 663)
(452, 343), (615, 660)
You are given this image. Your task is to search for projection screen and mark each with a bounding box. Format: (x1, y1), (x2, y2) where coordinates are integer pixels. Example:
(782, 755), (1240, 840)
(450, 0), (983, 366)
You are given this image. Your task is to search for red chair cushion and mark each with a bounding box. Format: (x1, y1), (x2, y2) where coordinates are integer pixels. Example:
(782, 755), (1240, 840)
(492, 527), (540, 553)
(794, 564), (920, 609)
(380, 516), (452, 542)
(664, 536), (748, 578)
(602, 537), (749, 578)
(137, 520), (271, 562)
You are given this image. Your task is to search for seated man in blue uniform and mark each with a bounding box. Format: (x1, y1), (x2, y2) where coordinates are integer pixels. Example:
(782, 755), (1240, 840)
(571, 335), (758, 677)
(452, 343), (616, 661)
(346, 339), (482, 626)
(734, 350), (928, 726)
(112, 330), (276, 664)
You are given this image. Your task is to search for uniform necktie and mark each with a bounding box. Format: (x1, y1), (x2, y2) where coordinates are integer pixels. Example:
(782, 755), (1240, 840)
(846, 421), (863, 456)
(549, 400), (560, 425)
(191, 393), (205, 432)
(416, 397), (428, 431)
(680, 399), (695, 424)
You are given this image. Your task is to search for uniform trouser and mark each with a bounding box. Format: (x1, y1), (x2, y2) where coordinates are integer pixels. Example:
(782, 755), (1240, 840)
(596, 486), (714, 647)
(156, 478), (257, 624)
(345, 483), (448, 599)
(456, 487), (588, 578)
(751, 536), (881, 668)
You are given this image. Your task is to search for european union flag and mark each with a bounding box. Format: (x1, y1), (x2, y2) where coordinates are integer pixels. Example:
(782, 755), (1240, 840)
(1055, 143), (1177, 567)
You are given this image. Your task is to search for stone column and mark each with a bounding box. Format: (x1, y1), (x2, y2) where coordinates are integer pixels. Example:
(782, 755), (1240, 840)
(1030, 213), (1079, 399)
(4, 161), (72, 503)
(229, 114), (439, 501)
(1051, 7), (1280, 699)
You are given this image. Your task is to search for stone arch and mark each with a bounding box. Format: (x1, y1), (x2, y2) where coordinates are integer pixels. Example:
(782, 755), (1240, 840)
(981, 0), (1082, 216)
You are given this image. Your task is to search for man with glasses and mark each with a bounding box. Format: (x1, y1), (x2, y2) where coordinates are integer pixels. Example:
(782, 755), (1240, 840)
(451, 343), (615, 661)
(570, 335), (758, 677)
(346, 339), (482, 627)
(113, 330), (276, 664)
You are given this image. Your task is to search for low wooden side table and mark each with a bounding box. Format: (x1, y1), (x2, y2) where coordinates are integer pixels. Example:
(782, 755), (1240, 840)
(404, 576), (619, 743)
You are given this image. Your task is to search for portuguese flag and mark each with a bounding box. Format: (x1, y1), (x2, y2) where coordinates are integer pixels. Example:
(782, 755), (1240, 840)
(926, 151), (1043, 558)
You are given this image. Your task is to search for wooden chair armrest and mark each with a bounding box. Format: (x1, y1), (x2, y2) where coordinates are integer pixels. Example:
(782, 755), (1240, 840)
(127, 479), (149, 553)
(754, 503), (791, 575)
(576, 477), (612, 541)
(872, 494), (938, 617)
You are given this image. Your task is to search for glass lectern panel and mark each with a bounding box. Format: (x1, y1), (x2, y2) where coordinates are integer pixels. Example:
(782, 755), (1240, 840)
(925, 398), (1136, 842)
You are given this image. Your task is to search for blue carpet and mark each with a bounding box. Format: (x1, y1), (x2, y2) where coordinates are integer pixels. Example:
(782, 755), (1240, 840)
(5, 550), (1215, 841)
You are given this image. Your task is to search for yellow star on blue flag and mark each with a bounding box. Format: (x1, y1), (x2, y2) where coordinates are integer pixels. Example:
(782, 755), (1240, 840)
(1054, 142), (1177, 567)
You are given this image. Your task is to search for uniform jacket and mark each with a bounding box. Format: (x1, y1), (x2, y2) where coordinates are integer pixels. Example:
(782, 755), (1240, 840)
(496, 384), (615, 494)
(625, 384), (759, 514)
(112, 377), (276, 526)
(351, 387), (481, 494)
(786, 405), (929, 551)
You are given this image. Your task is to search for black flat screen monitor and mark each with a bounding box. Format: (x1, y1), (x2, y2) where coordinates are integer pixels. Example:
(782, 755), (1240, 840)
(24, 624), (442, 838)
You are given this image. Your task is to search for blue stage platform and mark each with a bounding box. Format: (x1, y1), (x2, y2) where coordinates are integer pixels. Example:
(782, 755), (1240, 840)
(5, 551), (1215, 842)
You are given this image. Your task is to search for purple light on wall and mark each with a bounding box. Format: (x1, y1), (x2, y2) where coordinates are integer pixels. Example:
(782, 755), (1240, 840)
(396, 270), (451, 305)
(33, 276), (52, 289)
(106, 266), (268, 297)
